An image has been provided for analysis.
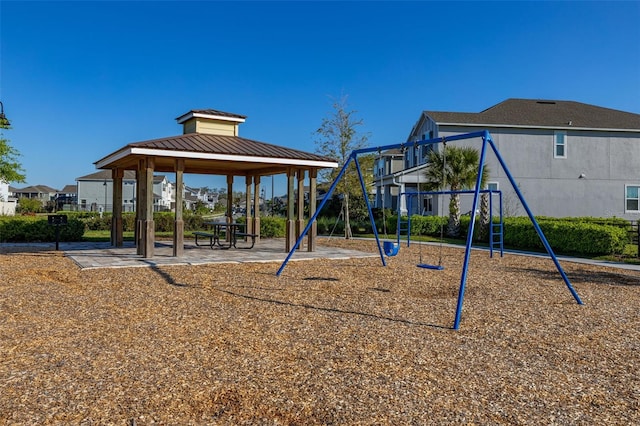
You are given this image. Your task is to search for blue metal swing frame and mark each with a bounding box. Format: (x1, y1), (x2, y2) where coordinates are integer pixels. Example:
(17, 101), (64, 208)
(276, 130), (583, 330)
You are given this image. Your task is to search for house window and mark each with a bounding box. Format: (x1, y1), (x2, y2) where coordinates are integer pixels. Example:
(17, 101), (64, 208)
(626, 185), (640, 212)
(423, 197), (433, 214)
(487, 182), (499, 191)
(554, 131), (567, 158)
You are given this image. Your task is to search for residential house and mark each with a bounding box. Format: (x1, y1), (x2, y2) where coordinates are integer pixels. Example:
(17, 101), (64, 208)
(76, 170), (174, 213)
(375, 99), (640, 220)
(11, 185), (59, 211)
(184, 186), (219, 211)
(0, 181), (17, 215)
(55, 184), (78, 211)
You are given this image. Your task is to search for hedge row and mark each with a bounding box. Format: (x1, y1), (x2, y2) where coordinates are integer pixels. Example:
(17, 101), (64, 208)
(335, 215), (628, 256)
(0, 216), (85, 242)
(0, 213), (630, 256)
(501, 217), (628, 255)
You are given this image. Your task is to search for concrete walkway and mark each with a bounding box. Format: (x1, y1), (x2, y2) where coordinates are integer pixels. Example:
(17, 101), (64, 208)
(0, 238), (378, 270)
(406, 240), (640, 272)
(1, 238), (638, 272)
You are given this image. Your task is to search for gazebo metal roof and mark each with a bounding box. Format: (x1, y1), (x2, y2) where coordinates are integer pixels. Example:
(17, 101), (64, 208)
(94, 133), (338, 175)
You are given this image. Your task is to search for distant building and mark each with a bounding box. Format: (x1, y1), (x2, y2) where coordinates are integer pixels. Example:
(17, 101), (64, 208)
(12, 184), (58, 202)
(76, 170), (174, 213)
(55, 184), (77, 211)
(0, 181), (17, 215)
(376, 99), (640, 219)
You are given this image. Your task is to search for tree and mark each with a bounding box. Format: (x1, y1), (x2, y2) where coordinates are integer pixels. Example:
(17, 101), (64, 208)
(17, 198), (42, 214)
(423, 145), (489, 237)
(0, 120), (26, 187)
(315, 95), (369, 239)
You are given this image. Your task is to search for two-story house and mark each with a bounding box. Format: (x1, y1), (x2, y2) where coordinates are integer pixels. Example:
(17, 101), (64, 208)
(76, 170), (174, 213)
(375, 99), (640, 220)
(0, 180), (17, 215)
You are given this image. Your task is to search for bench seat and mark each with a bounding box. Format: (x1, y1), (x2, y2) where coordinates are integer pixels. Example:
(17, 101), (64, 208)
(233, 232), (258, 249)
(193, 231), (218, 248)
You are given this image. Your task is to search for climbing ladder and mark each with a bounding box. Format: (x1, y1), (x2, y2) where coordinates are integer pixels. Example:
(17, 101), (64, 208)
(396, 214), (411, 246)
(488, 190), (504, 258)
(490, 220), (504, 258)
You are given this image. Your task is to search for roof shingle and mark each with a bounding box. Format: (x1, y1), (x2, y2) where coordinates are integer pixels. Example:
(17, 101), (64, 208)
(426, 99), (640, 130)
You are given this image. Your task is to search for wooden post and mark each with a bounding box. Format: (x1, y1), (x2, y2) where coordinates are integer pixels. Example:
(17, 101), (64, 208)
(245, 176), (253, 236)
(253, 175), (261, 241)
(111, 168), (124, 247)
(285, 169), (296, 252)
(136, 161), (144, 255)
(307, 169), (317, 252)
(173, 158), (184, 257)
(226, 175), (233, 243)
(142, 157), (155, 258)
(296, 169), (305, 249)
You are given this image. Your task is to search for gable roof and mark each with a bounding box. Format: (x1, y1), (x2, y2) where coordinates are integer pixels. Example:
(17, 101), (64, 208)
(95, 133), (338, 176)
(13, 185), (59, 194)
(77, 170), (137, 181)
(425, 99), (640, 131)
(175, 109), (247, 124)
(59, 185), (77, 194)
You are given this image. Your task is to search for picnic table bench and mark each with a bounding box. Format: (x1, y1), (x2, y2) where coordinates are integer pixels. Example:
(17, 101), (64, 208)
(194, 222), (258, 249)
(233, 231), (257, 249)
(193, 231), (218, 248)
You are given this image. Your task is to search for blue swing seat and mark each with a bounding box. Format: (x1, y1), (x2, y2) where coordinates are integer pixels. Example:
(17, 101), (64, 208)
(383, 241), (399, 256)
(417, 263), (444, 270)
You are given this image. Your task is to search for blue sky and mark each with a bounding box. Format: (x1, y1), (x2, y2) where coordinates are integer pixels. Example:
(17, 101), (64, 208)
(1, 1), (639, 195)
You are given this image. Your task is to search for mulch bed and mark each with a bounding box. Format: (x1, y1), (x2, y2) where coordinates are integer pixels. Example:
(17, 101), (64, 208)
(1, 239), (639, 424)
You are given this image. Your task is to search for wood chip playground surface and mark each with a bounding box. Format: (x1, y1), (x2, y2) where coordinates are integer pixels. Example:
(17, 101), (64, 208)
(1, 239), (639, 424)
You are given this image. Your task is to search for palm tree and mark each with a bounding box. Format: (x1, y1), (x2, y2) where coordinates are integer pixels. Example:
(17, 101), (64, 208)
(423, 145), (489, 237)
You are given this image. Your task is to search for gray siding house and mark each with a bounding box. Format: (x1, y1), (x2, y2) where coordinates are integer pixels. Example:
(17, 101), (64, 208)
(375, 99), (640, 220)
(76, 170), (174, 213)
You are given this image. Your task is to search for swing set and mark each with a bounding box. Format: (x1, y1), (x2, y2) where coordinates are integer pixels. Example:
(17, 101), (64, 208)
(399, 188), (505, 259)
(276, 130), (583, 330)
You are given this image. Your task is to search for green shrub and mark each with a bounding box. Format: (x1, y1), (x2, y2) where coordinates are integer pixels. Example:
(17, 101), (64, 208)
(503, 217), (627, 255)
(317, 216), (344, 235)
(260, 216), (286, 238)
(0, 216), (85, 242)
(153, 212), (175, 232)
(16, 198), (43, 214)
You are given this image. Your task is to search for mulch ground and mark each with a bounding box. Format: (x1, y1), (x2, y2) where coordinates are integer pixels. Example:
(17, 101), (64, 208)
(1, 239), (639, 425)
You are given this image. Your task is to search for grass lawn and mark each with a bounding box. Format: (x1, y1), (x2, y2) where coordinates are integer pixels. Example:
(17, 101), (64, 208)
(82, 230), (640, 265)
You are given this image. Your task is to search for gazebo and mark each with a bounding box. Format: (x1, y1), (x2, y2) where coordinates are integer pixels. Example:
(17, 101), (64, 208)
(94, 109), (338, 258)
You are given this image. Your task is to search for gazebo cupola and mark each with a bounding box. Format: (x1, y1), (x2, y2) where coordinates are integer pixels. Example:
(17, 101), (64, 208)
(175, 109), (247, 136)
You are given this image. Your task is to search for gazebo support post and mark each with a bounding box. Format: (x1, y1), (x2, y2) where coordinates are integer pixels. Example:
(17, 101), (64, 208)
(307, 169), (317, 252)
(226, 175), (233, 243)
(245, 176), (253, 236)
(286, 168), (296, 252)
(296, 168), (305, 249)
(173, 158), (184, 257)
(253, 175), (260, 241)
(141, 157), (155, 258)
(111, 168), (124, 247)
(135, 164), (143, 255)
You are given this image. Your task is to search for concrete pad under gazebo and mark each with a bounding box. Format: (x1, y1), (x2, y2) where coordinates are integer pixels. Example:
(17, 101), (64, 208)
(94, 109), (338, 258)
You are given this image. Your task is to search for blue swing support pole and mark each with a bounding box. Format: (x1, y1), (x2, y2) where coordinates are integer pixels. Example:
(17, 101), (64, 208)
(276, 153), (387, 277)
(452, 131), (583, 329)
(276, 130), (583, 331)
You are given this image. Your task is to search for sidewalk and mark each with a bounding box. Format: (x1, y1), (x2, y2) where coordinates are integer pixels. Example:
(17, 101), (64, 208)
(1, 238), (638, 272)
(414, 240), (640, 272)
(0, 239), (378, 270)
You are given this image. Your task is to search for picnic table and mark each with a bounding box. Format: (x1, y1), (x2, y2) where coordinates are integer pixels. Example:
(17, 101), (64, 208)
(194, 222), (257, 249)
